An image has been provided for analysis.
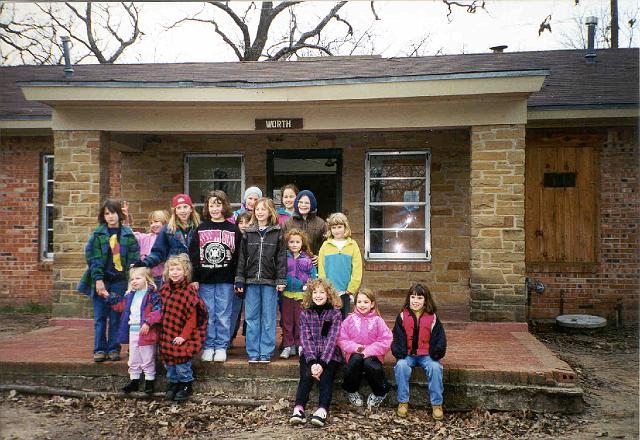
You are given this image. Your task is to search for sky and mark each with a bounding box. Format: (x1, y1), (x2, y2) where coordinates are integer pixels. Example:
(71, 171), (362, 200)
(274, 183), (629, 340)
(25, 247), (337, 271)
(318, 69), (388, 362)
(3, 0), (639, 64)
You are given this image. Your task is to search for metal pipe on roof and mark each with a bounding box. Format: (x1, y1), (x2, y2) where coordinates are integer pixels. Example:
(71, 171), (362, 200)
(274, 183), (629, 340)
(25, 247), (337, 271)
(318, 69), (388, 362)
(61, 36), (74, 78)
(585, 16), (598, 63)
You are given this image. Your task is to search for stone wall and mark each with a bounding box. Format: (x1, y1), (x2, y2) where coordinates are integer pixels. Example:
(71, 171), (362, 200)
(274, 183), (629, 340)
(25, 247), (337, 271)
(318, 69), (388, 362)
(469, 125), (526, 322)
(527, 126), (639, 322)
(0, 135), (54, 307)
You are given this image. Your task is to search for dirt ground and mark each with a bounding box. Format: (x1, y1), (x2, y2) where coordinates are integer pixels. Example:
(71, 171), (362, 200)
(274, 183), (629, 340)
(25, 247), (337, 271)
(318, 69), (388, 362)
(0, 314), (637, 440)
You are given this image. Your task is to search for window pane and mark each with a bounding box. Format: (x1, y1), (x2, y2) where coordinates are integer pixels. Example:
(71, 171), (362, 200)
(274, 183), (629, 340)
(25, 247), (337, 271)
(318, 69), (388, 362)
(369, 230), (426, 254)
(188, 156), (241, 180)
(47, 185), (53, 204)
(370, 178), (426, 203)
(46, 157), (54, 180)
(189, 181), (241, 206)
(47, 206), (55, 227)
(369, 154), (426, 178)
(369, 206), (426, 229)
(47, 230), (54, 254)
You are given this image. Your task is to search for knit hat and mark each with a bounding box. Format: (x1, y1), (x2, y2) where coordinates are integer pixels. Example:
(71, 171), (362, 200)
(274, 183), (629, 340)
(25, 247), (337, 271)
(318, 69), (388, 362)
(172, 193), (193, 208)
(294, 190), (318, 214)
(243, 186), (263, 203)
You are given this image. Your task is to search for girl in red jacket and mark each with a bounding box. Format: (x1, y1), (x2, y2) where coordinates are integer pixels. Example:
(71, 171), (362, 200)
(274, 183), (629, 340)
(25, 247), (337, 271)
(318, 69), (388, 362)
(391, 283), (447, 420)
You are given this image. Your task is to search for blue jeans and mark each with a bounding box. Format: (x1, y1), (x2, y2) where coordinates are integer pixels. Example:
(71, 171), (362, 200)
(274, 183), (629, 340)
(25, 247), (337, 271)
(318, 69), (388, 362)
(165, 361), (193, 383)
(244, 284), (278, 359)
(92, 279), (126, 354)
(394, 355), (444, 405)
(229, 291), (244, 339)
(199, 283), (234, 350)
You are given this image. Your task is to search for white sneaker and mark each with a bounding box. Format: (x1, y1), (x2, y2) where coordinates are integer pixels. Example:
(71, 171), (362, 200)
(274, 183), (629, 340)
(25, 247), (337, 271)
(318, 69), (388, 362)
(346, 391), (363, 407)
(367, 393), (387, 409)
(280, 346), (293, 359)
(201, 348), (214, 362)
(213, 349), (227, 362)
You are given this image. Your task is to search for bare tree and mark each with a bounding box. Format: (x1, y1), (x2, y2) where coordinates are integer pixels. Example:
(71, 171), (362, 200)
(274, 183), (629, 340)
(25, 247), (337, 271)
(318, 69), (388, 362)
(0, 2), (143, 65)
(166, 1), (383, 61)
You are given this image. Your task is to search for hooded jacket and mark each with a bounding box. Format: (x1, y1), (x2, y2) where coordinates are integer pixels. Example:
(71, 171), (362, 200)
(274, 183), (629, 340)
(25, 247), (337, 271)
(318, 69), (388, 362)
(112, 285), (162, 346)
(338, 309), (392, 364)
(283, 190), (327, 255)
(235, 223), (287, 287)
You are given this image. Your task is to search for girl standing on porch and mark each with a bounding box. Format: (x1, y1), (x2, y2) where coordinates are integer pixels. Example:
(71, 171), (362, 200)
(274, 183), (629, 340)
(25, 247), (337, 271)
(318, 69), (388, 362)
(78, 199), (140, 363)
(126, 207), (169, 287)
(276, 183), (298, 225)
(283, 190), (326, 257)
(189, 190), (241, 363)
(318, 212), (363, 318)
(391, 283), (446, 420)
(232, 186), (262, 221)
(235, 198), (287, 363)
(133, 194), (200, 271)
(337, 288), (392, 410)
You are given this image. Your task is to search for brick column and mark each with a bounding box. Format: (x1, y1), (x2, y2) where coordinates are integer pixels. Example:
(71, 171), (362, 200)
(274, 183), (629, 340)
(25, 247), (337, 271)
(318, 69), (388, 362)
(469, 125), (526, 322)
(52, 131), (109, 318)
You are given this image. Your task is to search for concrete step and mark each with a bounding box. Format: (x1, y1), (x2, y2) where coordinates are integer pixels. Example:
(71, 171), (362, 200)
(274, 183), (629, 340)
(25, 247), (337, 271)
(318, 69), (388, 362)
(0, 319), (582, 414)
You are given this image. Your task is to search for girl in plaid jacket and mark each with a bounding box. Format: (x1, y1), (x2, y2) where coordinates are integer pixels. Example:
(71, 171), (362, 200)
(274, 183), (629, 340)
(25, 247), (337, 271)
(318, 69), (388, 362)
(288, 278), (343, 428)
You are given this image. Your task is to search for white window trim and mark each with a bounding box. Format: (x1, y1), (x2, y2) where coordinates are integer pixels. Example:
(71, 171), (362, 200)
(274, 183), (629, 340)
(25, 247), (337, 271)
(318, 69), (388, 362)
(364, 150), (431, 261)
(41, 155), (54, 260)
(184, 153), (245, 210)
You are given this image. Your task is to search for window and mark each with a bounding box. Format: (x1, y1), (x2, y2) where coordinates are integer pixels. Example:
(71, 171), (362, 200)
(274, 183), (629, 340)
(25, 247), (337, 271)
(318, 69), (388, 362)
(41, 155), (54, 259)
(365, 151), (431, 260)
(184, 154), (244, 211)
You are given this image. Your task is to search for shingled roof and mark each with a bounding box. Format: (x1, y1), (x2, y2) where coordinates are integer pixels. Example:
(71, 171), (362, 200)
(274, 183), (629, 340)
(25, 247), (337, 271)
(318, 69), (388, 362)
(1, 48), (637, 120)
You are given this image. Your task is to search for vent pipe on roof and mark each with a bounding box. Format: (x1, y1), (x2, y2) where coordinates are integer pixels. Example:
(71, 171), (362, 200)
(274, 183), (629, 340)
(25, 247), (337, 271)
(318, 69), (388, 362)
(61, 36), (74, 78)
(585, 16), (598, 63)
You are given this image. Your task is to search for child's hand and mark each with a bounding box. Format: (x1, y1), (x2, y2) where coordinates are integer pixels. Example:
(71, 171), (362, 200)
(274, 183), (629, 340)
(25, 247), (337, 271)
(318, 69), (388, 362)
(140, 323), (150, 335)
(191, 282), (199, 290)
(95, 280), (106, 294)
(172, 336), (185, 346)
(356, 345), (365, 354)
(276, 284), (286, 292)
(98, 289), (109, 299)
(311, 255), (319, 266)
(311, 363), (323, 380)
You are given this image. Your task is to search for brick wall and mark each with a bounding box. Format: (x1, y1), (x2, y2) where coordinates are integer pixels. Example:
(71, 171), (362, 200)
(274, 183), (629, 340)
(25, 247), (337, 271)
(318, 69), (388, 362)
(120, 130), (471, 314)
(0, 135), (54, 306)
(528, 126), (639, 322)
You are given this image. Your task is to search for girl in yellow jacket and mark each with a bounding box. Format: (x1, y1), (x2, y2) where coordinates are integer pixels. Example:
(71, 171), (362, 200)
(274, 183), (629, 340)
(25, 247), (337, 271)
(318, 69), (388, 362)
(318, 213), (363, 319)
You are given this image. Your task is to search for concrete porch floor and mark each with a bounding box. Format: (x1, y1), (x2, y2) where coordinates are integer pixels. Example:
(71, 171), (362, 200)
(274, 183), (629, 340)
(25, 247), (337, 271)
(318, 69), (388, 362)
(0, 310), (582, 414)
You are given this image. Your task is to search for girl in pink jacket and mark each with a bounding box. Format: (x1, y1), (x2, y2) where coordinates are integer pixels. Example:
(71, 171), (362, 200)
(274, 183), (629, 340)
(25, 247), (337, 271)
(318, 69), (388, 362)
(337, 288), (392, 410)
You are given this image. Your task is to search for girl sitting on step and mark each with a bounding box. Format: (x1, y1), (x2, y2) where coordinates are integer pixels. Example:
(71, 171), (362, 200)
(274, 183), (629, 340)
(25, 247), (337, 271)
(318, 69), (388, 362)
(391, 283), (447, 420)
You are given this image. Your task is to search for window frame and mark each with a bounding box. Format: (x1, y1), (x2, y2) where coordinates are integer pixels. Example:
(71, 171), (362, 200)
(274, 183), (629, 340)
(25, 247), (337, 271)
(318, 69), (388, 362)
(40, 154), (54, 260)
(183, 153), (245, 212)
(364, 150), (432, 261)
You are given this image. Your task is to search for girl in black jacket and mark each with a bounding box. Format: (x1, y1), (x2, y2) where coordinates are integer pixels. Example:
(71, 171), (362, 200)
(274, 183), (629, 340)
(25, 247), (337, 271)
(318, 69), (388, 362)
(235, 198), (287, 363)
(391, 283), (447, 420)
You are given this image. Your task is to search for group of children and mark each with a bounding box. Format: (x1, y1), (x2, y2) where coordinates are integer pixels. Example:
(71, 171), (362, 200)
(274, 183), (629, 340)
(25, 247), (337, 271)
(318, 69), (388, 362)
(78, 185), (447, 425)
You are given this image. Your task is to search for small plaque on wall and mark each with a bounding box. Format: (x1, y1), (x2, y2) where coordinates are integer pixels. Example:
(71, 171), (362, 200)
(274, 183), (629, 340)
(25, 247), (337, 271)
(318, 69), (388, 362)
(255, 118), (303, 130)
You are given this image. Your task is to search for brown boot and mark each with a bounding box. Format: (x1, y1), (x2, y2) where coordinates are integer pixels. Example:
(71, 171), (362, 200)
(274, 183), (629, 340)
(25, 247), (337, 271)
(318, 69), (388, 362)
(432, 404), (444, 421)
(397, 402), (409, 417)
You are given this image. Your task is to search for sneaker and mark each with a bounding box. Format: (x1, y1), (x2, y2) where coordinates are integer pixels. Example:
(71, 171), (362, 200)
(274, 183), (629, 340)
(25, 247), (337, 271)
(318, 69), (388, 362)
(108, 351), (121, 361)
(291, 345), (298, 356)
(432, 404), (444, 421)
(289, 407), (306, 425)
(248, 357), (260, 364)
(397, 402), (409, 417)
(258, 357), (271, 363)
(367, 393), (387, 409)
(309, 408), (327, 427)
(213, 349), (227, 362)
(201, 348), (214, 362)
(93, 352), (107, 363)
(346, 391), (363, 407)
(280, 346), (293, 359)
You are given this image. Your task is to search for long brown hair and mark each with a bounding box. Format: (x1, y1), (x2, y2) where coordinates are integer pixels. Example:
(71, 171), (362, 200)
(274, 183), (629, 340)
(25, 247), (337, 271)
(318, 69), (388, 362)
(355, 287), (381, 316)
(284, 228), (313, 257)
(251, 197), (278, 226)
(403, 283), (437, 314)
(202, 190), (233, 220)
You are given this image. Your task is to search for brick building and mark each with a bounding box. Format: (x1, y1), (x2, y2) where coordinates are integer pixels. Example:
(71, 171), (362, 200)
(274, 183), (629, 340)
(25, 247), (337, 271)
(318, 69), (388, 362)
(1, 48), (638, 322)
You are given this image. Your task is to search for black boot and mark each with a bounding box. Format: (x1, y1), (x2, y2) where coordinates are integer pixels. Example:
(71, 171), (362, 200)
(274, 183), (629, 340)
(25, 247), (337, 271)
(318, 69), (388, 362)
(144, 379), (155, 396)
(174, 381), (193, 401)
(122, 379), (140, 394)
(165, 382), (179, 401)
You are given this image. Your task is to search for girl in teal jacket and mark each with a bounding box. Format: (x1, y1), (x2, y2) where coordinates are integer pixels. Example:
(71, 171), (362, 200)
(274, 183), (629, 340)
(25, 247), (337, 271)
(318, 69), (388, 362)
(318, 213), (363, 319)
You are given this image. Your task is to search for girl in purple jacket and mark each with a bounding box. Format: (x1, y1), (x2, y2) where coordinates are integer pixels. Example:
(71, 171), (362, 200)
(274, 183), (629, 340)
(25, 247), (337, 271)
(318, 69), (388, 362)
(289, 278), (343, 428)
(110, 267), (162, 396)
(337, 288), (393, 410)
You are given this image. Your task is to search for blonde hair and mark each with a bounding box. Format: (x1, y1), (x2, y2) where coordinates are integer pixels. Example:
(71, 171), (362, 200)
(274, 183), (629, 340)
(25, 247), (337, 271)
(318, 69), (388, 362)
(148, 210), (169, 230)
(128, 267), (157, 291)
(302, 278), (342, 310)
(251, 197), (278, 227)
(325, 212), (352, 239)
(355, 287), (381, 316)
(284, 228), (313, 257)
(163, 254), (193, 283)
(167, 206), (200, 234)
